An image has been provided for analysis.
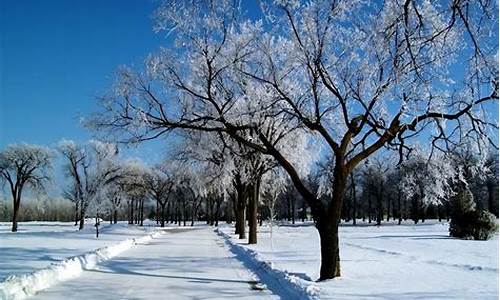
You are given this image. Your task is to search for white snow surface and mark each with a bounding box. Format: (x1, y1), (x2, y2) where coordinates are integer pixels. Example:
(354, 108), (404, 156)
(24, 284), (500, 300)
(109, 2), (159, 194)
(0, 221), (164, 300)
(0, 220), (497, 299)
(34, 227), (277, 300)
(219, 220), (499, 300)
(216, 228), (320, 300)
(0, 220), (158, 282)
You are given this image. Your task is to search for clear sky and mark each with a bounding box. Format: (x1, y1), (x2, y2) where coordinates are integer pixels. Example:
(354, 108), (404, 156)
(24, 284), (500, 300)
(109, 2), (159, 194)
(0, 0), (182, 197)
(0, 0), (169, 159)
(0, 0), (263, 159)
(0, 0), (263, 197)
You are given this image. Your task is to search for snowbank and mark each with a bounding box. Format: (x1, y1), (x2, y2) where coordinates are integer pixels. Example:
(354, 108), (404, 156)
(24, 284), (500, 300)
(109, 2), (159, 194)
(0, 230), (164, 300)
(216, 228), (320, 300)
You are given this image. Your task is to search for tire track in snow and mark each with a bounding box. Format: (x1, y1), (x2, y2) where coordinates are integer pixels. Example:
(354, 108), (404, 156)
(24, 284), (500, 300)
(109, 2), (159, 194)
(344, 242), (498, 273)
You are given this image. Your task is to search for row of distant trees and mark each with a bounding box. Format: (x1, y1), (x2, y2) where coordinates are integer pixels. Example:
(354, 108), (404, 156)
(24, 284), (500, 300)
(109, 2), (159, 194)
(0, 196), (75, 222)
(1, 141), (497, 230)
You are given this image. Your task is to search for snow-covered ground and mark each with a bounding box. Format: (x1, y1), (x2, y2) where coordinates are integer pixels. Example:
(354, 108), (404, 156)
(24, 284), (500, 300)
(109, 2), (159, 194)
(33, 227), (277, 300)
(220, 220), (499, 300)
(0, 220), (497, 299)
(0, 221), (158, 282)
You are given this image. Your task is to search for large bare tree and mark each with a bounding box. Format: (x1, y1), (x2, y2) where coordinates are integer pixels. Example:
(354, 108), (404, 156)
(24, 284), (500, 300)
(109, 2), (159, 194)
(90, 0), (498, 280)
(0, 144), (52, 232)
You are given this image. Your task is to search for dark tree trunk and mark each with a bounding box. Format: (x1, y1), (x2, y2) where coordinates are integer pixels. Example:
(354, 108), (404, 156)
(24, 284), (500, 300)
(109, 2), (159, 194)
(74, 201), (79, 226)
(113, 208), (118, 224)
(301, 201), (306, 222)
(376, 186), (382, 226)
(140, 198), (144, 226)
(386, 186), (390, 222)
(487, 184), (498, 217)
(95, 213), (100, 238)
(156, 200), (159, 225)
(160, 203), (166, 227)
(183, 201), (188, 226)
(317, 220), (341, 280)
(167, 201), (172, 223)
(314, 164), (348, 280)
(209, 199), (214, 226)
(291, 196), (296, 225)
(177, 202), (181, 226)
(368, 192), (372, 224)
(215, 198), (221, 227)
(392, 196), (396, 221)
(11, 197), (20, 232)
(248, 179), (260, 244)
(398, 190), (402, 225)
(135, 199), (140, 225)
(79, 206), (85, 230)
(287, 197), (292, 221)
(235, 181), (246, 239)
(128, 200), (133, 224)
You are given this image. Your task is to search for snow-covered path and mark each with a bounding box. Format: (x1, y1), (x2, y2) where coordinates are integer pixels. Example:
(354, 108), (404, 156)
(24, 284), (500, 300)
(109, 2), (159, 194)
(33, 227), (278, 300)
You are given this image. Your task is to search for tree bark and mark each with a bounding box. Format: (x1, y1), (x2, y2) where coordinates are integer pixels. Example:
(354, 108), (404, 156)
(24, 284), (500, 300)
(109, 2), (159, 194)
(113, 208), (118, 224)
(215, 198), (221, 227)
(235, 182), (246, 239)
(487, 184), (498, 217)
(317, 221), (341, 280)
(316, 165), (347, 280)
(128, 199), (133, 224)
(79, 206), (85, 230)
(160, 202), (166, 227)
(248, 179), (260, 244)
(140, 198), (144, 226)
(156, 200), (159, 225)
(11, 196), (20, 232)
(74, 201), (79, 226)
(368, 192), (372, 224)
(95, 213), (100, 238)
(376, 183), (382, 226)
(386, 185), (390, 222)
(398, 190), (402, 225)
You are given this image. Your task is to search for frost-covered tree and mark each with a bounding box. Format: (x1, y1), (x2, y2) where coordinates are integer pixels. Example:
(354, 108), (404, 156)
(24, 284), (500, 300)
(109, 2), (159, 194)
(261, 166), (287, 249)
(59, 140), (123, 230)
(90, 0), (498, 279)
(58, 140), (87, 226)
(0, 144), (53, 232)
(143, 164), (175, 227)
(483, 153), (499, 216)
(118, 159), (149, 226)
(400, 152), (456, 223)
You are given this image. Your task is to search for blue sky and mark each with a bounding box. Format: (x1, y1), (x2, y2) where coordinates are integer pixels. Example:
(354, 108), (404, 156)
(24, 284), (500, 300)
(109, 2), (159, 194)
(0, 0), (169, 160)
(0, 0), (263, 197)
(0, 0), (179, 196)
(0, 0), (263, 159)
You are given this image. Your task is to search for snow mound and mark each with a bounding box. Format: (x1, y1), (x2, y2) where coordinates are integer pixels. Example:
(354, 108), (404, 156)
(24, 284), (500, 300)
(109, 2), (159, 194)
(0, 230), (163, 300)
(216, 228), (320, 300)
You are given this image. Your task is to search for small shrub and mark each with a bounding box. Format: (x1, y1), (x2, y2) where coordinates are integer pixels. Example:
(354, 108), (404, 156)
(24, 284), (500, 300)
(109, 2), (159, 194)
(449, 184), (498, 240)
(450, 209), (498, 240)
